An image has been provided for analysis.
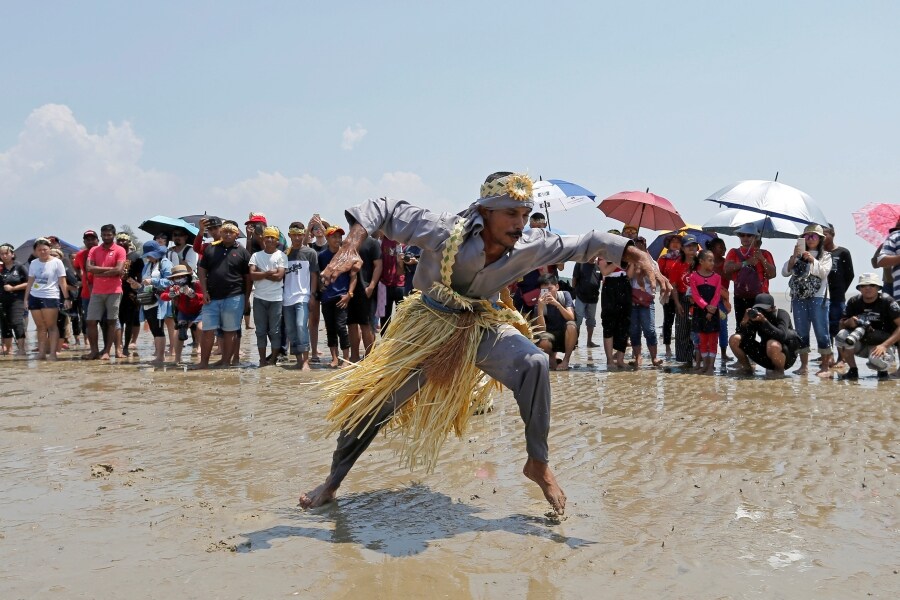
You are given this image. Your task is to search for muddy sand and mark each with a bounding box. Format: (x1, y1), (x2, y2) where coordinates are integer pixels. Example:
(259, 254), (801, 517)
(1, 337), (897, 599)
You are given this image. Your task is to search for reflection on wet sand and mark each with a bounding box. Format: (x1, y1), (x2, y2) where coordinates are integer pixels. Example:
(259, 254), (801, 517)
(0, 336), (897, 598)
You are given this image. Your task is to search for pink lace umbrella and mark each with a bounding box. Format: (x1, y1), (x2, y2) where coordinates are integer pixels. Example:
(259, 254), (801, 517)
(852, 202), (900, 245)
(597, 190), (685, 232)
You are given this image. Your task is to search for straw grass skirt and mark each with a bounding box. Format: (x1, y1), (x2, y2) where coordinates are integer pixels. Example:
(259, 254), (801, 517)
(324, 291), (528, 473)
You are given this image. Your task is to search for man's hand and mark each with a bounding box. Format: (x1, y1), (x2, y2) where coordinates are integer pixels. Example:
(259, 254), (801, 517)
(870, 344), (888, 358)
(321, 224), (367, 286)
(202, 293), (210, 305)
(337, 294), (351, 309)
(623, 245), (673, 297)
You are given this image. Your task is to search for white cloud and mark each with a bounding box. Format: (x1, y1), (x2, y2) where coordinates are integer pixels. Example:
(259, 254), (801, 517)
(0, 104), (450, 245)
(0, 104), (178, 242)
(211, 170), (446, 226)
(341, 124), (367, 150)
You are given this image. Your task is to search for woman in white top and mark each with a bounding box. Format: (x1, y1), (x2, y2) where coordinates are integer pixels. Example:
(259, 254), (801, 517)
(782, 224), (833, 376)
(24, 238), (70, 360)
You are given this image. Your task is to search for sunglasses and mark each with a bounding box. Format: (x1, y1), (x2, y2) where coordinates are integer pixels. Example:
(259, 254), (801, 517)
(803, 233), (820, 239)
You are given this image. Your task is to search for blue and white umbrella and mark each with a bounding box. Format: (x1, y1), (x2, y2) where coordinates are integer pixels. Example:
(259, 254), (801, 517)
(532, 178), (596, 228)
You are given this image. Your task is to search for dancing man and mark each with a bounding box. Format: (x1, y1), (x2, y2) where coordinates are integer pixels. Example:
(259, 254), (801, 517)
(299, 172), (671, 514)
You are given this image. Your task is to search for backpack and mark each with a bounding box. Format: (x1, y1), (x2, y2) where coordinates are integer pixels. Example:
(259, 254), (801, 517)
(788, 260), (822, 300)
(734, 264), (762, 299)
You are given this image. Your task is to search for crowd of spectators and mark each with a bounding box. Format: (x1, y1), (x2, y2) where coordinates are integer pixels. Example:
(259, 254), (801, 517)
(1, 211), (898, 380)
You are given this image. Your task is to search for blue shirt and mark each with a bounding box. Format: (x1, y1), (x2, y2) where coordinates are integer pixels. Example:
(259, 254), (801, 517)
(318, 247), (350, 302)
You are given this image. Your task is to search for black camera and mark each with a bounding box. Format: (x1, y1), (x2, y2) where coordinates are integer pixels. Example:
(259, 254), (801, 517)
(746, 307), (760, 319)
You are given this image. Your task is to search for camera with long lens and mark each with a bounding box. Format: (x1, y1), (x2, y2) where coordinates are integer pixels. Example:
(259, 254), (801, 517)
(835, 314), (872, 352)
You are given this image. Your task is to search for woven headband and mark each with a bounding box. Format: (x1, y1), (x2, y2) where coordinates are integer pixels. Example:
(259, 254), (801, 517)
(476, 173), (534, 209)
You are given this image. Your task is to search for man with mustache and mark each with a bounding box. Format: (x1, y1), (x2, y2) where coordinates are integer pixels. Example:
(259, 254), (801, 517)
(299, 171), (670, 515)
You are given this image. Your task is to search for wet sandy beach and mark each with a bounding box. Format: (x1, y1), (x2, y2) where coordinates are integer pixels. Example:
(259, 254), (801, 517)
(1, 334), (897, 599)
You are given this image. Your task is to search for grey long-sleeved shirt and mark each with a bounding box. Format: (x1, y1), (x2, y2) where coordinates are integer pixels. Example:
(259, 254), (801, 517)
(346, 198), (631, 308)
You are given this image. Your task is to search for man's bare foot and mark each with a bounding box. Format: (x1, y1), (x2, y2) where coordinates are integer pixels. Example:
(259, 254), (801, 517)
(298, 482), (338, 509)
(329, 358), (340, 368)
(556, 360), (570, 371)
(522, 457), (566, 515)
(793, 367), (808, 375)
(82, 352), (100, 360)
(99, 352), (110, 360)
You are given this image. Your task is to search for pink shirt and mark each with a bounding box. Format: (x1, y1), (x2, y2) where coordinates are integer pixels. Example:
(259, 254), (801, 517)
(87, 243), (126, 295)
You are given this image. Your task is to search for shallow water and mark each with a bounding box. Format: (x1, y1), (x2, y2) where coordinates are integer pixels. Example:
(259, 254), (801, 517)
(0, 329), (897, 599)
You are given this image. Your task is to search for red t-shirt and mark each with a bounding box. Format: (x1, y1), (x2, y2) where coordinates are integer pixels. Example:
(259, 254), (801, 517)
(72, 249), (93, 299)
(380, 238), (406, 287)
(87, 243), (126, 295)
(658, 256), (691, 294)
(725, 247), (775, 293)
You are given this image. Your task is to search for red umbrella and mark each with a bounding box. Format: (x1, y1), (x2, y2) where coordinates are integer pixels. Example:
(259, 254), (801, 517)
(598, 190), (685, 232)
(852, 202), (900, 246)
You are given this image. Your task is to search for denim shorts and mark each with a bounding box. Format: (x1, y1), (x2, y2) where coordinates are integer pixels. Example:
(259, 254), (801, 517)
(28, 295), (60, 310)
(202, 295), (244, 332)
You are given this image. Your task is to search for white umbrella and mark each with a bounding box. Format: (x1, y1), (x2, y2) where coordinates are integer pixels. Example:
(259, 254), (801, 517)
(702, 208), (803, 239)
(705, 179), (828, 226)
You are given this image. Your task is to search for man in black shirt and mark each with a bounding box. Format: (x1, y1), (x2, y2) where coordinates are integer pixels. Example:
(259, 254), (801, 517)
(197, 223), (251, 369)
(823, 224), (855, 341)
(834, 273), (900, 379)
(571, 258), (601, 347)
(729, 293), (800, 375)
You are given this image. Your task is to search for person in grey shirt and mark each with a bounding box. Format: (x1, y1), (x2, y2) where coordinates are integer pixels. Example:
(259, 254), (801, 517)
(299, 172), (671, 514)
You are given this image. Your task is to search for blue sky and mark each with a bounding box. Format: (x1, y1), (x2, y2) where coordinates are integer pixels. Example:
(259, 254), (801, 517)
(2, 1), (898, 281)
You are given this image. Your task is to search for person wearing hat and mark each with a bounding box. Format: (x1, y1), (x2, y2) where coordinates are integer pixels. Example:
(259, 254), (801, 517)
(875, 214), (900, 302)
(833, 273), (900, 380)
(723, 222), (776, 323)
(669, 234), (701, 366)
(656, 234), (684, 358)
(728, 292), (800, 376)
(283, 222), (321, 369)
(83, 224), (127, 360)
(193, 216), (223, 256)
(781, 223), (833, 376)
(299, 171), (670, 515)
(135, 240), (173, 365)
(621, 224), (639, 241)
(196, 221), (251, 369)
(159, 264), (204, 364)
(317, 225), (360, 368)
(249, 226), (287, 366)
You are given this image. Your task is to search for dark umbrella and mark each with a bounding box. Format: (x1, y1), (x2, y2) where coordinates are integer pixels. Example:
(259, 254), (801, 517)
(179, 214), (245, 239)
(139, 215), (200, 243)
(14, 237), (81, 260)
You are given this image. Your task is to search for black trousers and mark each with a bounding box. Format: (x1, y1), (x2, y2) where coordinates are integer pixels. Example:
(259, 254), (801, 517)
(322, 299), (350, 349)
(600, 276), (632, 353)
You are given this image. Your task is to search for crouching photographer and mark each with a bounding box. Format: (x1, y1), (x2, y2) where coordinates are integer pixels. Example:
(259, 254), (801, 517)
(159, 265), (204, 364)
(728, 293), (801, 376)
(833, 273), (900, 380)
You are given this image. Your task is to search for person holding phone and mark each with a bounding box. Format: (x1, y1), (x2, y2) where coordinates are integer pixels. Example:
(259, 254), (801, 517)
(533, 274), (577, 370)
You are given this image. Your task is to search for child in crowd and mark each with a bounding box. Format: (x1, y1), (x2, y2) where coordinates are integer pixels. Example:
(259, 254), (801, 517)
(689, 249), (723, 374)
(160, 264), (203, 364)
